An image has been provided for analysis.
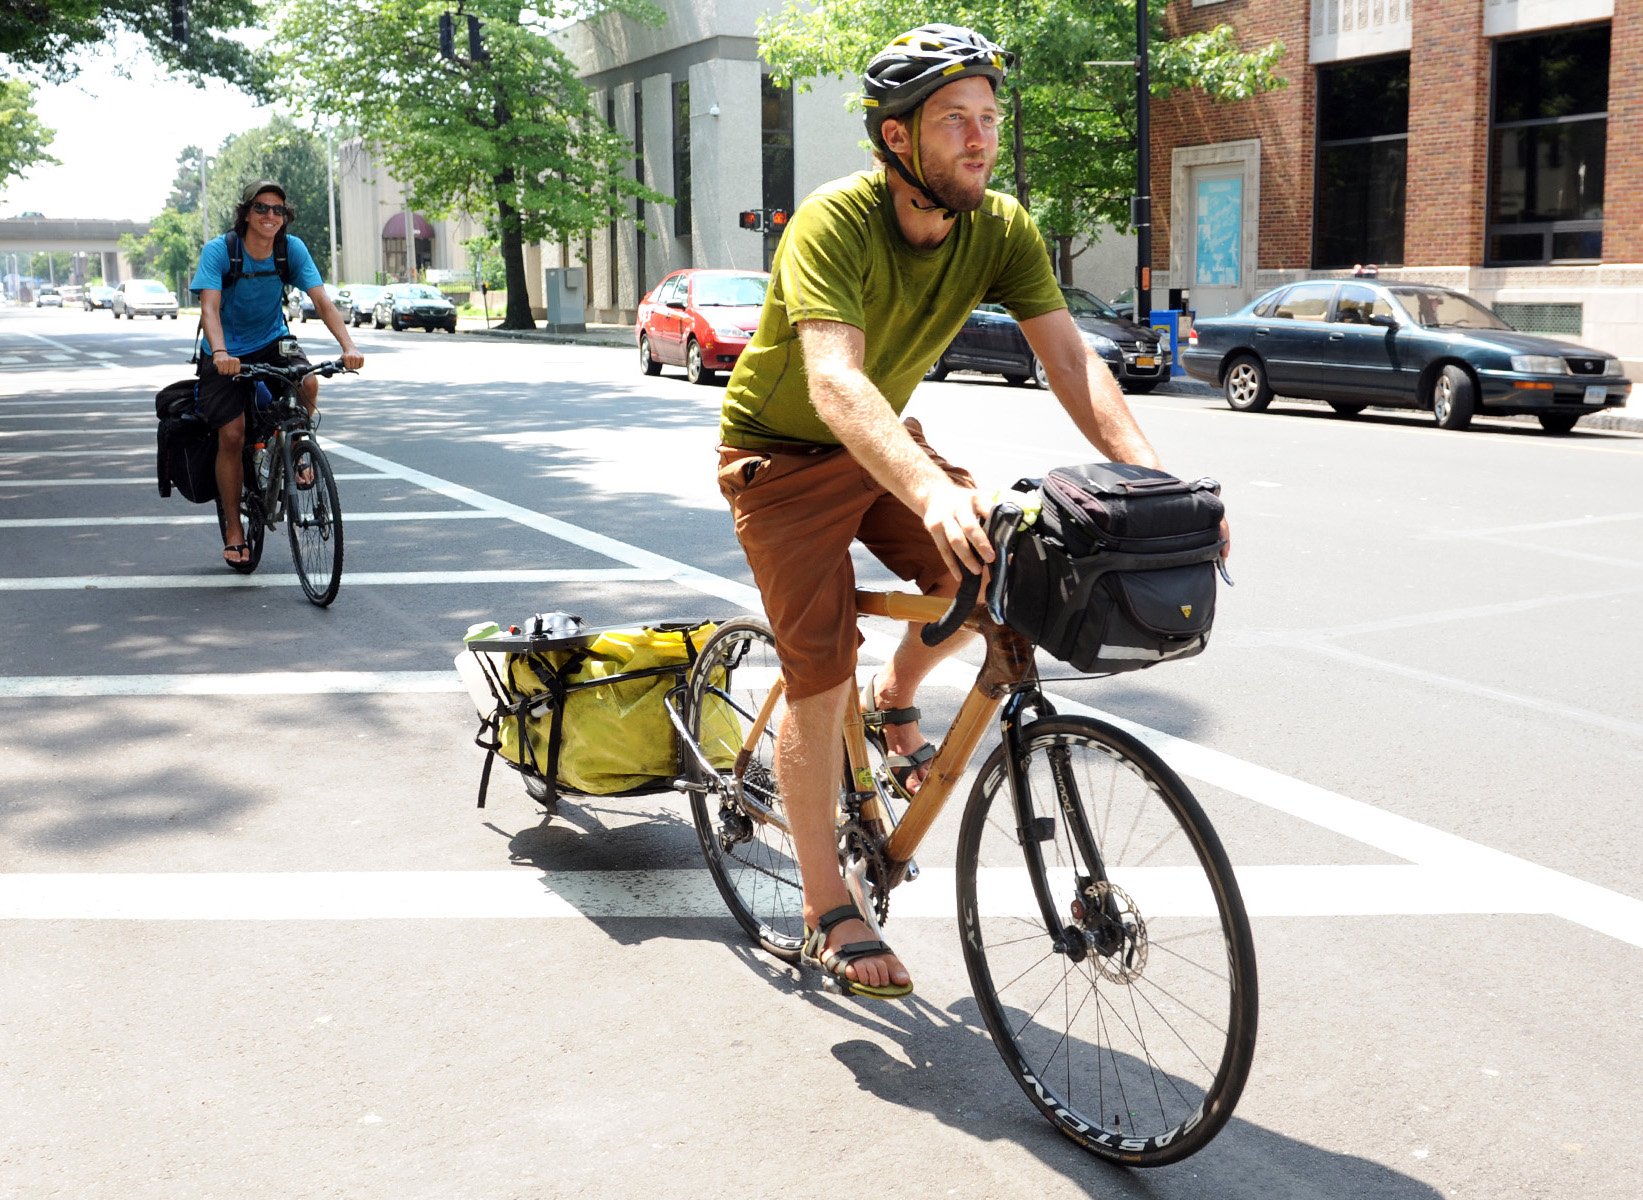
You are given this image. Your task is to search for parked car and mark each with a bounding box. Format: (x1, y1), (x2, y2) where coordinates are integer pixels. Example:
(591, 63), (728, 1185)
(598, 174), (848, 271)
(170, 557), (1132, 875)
(636, 268), (769, 384)
(927, 286), (1170, 393)
(294, 283), (341, 322)
(336, 284), (385, 326)
(34, 286), (61, 307)
(83, 285), (116, 310)
(1180, 280), (1632, 434)
(284, 286), (304, 325)
(112, 279), (179, 319)
(58, 284), (83, 306)
(371, 283), (458, 332)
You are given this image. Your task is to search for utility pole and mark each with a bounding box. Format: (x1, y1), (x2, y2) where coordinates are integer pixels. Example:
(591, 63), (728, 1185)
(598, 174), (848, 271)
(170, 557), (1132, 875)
(1135, 0), (1152, 324)
(201, 152), (209, 243)
(326, 128), (339, 284)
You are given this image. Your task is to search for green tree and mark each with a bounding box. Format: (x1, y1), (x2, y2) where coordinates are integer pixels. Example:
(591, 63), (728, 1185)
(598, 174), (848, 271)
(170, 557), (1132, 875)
(137, 206), (205, 297)
(273, 0), (667, 329)
(0, 1), (263, 91)
(201, 116), (334, 282)
(0, 79), (57, 192)
(167, 145), (205, 215)
(759, 0), (1285, 278)
(116, 231), (151, 279)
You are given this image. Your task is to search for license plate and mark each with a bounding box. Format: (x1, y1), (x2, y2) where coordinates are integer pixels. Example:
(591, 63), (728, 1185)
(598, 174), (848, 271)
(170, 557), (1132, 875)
(1584, 384), (1607, 404)
(1134, 356), (1156, 368)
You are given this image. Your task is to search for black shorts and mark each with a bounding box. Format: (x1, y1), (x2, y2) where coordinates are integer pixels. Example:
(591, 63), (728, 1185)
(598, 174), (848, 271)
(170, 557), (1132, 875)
(194, 337), (311, 429)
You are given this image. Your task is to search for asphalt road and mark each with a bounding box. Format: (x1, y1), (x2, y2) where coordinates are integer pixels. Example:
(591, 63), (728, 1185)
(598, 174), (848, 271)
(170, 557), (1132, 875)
(3, 303), (1642, 1199)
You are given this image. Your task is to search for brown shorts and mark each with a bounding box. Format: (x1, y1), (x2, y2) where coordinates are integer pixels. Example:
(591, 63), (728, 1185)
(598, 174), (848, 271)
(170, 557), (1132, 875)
(717, 418), (975, 701)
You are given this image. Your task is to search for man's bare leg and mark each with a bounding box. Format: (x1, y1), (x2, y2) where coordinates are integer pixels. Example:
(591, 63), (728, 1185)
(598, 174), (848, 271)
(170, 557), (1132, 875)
(215, 414), (247, 564)
(867, 575), (974, 790)
(778, 679), (910, 991)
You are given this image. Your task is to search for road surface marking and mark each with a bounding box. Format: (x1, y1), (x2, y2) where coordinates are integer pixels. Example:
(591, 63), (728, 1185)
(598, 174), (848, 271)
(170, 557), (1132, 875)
(0, 448), (152, 457)
(0, 510), (505, 528)
(0, 864), (1576, 923)
(0, 671), (460, 698)
(0, 568), (671, 591)
(0, 473), (387, 486)
(1426, 512), (1643, 539)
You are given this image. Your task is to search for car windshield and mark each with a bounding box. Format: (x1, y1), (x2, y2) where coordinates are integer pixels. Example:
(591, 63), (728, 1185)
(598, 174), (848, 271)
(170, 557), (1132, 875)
(399, 285), (442, 300)
(39, 287), (56, 295)
(1061, 287), (1120, 319)
(693, 275), (767, 307)
(132, 281), (168, 294)
(1387, 287), (1509, 330)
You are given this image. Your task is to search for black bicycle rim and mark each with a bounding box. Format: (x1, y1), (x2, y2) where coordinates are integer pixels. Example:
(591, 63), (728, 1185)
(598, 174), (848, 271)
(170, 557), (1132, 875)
(956, 715), (1258, 1167)
(286, 441), (343, 606)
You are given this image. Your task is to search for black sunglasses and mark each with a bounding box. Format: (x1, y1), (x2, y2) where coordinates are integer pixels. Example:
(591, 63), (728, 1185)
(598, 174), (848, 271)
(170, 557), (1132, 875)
(251, 201), (291, 217)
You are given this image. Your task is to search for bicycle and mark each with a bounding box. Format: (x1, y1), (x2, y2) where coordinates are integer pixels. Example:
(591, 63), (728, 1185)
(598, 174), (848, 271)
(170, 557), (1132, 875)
(670, 507), (1258, 1167)
(215, 359), (351, 607)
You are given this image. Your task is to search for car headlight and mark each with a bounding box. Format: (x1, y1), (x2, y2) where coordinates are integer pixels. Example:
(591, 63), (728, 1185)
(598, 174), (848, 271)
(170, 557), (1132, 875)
(1080, 331), (1118, 354)
(1510, 354), (1568, 374)
(1604, 358), (1624, 376)
(713, 325), (751, 339)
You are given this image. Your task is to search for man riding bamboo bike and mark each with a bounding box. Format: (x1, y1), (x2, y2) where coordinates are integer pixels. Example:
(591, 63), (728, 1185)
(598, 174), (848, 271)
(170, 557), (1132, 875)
(716, 25), (1221, 999)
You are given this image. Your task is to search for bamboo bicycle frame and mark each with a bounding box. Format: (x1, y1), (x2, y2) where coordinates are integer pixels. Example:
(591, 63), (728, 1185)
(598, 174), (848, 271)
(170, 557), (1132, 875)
(735, 587), (1039, 884)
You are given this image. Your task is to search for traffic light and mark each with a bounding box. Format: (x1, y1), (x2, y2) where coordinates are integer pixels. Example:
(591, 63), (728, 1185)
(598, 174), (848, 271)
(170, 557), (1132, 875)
(738, 210), (763, 232)
(768, 209), (789, 230)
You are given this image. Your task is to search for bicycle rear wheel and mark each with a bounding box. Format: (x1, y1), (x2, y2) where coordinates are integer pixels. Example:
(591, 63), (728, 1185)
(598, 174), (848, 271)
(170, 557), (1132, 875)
(956, 714), (1257, 1167)
(685, 618), (807, 959)
(286, 439), (343, 607)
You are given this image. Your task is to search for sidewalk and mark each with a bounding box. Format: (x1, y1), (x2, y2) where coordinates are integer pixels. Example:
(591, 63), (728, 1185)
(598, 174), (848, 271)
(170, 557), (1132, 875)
(455, 313), (633, 348)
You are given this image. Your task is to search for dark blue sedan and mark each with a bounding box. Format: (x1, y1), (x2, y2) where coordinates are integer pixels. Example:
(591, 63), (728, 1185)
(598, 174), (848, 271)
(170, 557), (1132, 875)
(1179, 280), (1631, 434)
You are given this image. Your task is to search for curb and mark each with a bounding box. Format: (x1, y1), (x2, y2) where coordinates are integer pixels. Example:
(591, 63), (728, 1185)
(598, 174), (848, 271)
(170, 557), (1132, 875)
(1151, 377), (1642, 434)
(456, 323), (633, 349)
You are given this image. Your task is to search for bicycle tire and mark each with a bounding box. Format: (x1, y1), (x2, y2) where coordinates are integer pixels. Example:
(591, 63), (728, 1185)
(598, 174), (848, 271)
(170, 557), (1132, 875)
(685, 617), (808, 959)
(955, 714), (1257, 1167)
(286, 439), (344, 606)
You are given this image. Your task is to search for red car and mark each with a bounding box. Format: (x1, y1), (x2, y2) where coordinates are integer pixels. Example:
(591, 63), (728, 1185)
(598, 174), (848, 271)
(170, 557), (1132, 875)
(636, 268), (769, 385)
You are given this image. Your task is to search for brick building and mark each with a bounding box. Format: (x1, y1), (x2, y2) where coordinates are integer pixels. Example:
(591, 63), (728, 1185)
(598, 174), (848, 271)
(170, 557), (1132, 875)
(1153, 0), (1643, 371)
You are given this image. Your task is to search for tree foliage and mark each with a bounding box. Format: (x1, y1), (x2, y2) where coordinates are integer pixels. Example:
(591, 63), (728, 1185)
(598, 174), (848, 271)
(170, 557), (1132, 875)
(0, 0), (264, 91)
(0, 79), (56, 192)
(759, 0), (1285, 255)
(201, 117), (335, 282)
(273, 0), (666, 328)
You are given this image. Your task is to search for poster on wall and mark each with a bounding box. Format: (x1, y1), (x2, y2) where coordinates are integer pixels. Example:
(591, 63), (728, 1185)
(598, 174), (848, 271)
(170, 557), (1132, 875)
(1195, 178), (1243, 288)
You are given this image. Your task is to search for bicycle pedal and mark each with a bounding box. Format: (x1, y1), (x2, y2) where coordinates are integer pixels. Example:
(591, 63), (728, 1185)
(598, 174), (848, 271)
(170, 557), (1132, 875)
(819, 974), (845, 995)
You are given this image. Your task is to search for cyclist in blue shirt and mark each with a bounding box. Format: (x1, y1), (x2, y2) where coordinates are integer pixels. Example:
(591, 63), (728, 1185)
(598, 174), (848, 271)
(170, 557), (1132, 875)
(191, 179), (364, 567)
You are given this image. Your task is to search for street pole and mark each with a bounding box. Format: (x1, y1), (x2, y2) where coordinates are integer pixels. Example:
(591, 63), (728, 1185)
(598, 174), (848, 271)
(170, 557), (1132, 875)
(201, 153), (208, 243)
(1135, 0), (1152, 324)
(326, 128), (339, 285)
(402, 184), (414, 283)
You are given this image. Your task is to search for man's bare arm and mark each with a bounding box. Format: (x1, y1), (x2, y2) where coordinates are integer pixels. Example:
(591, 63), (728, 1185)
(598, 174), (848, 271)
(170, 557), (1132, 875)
(798, 318), (992, 577)
(1018, 307), (1161, 468)
(199, 292), (238, 374)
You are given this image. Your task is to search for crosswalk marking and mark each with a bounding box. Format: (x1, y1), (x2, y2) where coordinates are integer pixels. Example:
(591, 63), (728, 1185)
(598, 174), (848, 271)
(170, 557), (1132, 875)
(0, 670), (459, 697)
(0, 510), (504, 528)
(0, 568), (670, 591)
(0, 473), (389, 486)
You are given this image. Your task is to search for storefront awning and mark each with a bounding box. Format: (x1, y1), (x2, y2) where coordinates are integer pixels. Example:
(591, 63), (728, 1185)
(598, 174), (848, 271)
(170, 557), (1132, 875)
(381, 212), (434, 239)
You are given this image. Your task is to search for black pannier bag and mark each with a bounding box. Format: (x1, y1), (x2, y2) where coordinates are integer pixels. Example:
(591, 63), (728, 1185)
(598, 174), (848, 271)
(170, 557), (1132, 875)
(154, 378), (218, 503)
(990, 463), (1226, 674)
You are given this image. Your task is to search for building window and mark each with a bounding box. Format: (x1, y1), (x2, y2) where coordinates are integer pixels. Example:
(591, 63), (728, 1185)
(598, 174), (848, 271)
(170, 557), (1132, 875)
(672, 81), (691, 238)
(1487, 24), (1609, 265)
(1314, 55), (1407, 269)
(761, 74), (794, 265)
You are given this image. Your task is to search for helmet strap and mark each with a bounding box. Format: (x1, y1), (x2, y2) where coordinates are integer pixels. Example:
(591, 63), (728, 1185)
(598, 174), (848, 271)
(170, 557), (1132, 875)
(884, 111), (956, 221)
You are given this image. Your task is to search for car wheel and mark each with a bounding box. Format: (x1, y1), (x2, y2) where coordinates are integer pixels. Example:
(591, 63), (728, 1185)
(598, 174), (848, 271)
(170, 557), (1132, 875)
(391, 317), (405, 332)
(1030, 356), (1048, 389)
(1329, 401), (1367, 416)
(686, 338), (716, 386)
(1223, 355), (1273, 412)
(1431, 364), (1475, 431)
(373, 312), (384, 329)
(639, 333), (663, 376)
(1002, 371), (1030, 387)
(169, 313), (178, 320)
(924, 358), (949, 382)
(1537, 412), (1580, 435)
(445, 321), (457, 334)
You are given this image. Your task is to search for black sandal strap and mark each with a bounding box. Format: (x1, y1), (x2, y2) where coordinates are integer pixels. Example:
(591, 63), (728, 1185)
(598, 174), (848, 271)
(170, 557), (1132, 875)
(861, 674), (921, 728)
(814, 903), (862, 934)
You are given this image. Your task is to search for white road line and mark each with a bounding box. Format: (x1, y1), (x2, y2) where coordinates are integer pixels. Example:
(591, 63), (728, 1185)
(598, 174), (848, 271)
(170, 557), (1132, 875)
(0, 568), (670, 591)
(0, 355), (23, 364)
(0, 448), (151, 458)
(38, 352), (72, 362)
(0, 671), (459, 698)
(0, 864), (1555, 922)
(1426, 512), (1643, 539)
(1462, 532), (1643, 571)
(1295, 641), (1643, 739)
(321, 436), (764, 611)
(0, 511), (504, 529)
(11, 329), (92, 356)
(1052, 695), (1643, 951)
(0, 473), (388, 486)
(133, 349), (167, 357)
(0, 397), (149, 406)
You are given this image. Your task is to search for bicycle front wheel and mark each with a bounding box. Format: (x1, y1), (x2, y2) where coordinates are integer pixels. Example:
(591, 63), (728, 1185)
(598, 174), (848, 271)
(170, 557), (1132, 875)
(956, 715), (1257, 1167)
(286, 439), (343, 607)
(684, 617), (807, 960)
(214, 481), (265, 574)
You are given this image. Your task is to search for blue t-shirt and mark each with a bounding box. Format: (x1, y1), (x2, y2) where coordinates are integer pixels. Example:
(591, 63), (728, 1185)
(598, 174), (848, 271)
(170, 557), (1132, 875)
(190, 233), (325, 357)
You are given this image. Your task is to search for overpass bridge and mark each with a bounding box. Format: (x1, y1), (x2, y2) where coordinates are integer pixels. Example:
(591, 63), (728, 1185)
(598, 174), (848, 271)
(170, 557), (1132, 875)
(0, 217), (151, 285)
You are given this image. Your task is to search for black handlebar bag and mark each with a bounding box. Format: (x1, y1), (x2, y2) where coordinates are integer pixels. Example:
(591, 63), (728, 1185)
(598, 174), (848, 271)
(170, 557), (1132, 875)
(990, 463), (1226, 674)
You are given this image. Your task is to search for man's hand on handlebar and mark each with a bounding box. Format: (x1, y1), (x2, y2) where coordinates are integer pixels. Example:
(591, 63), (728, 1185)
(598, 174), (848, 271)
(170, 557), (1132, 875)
(212, 350), (241, 377)
(341, 351), (364, 371)
(923, 484), (996, 581)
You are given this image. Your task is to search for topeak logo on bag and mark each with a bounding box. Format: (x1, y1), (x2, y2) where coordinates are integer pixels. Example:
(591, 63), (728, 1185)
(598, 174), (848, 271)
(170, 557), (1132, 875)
(1180, 604), (1193, 619)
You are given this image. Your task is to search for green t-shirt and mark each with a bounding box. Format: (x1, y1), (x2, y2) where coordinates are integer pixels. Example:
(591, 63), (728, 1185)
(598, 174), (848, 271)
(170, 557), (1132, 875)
(719, 170), (1066, 448)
